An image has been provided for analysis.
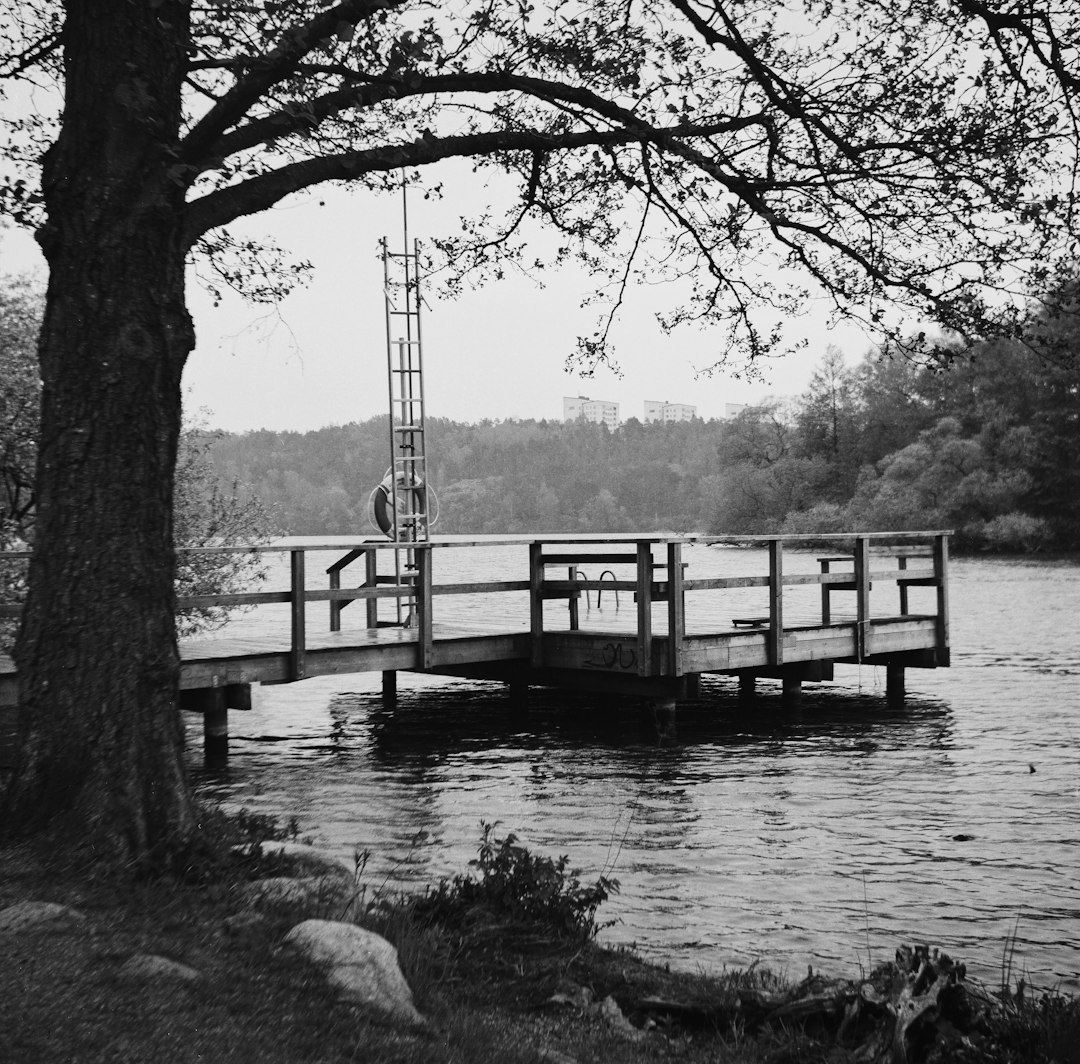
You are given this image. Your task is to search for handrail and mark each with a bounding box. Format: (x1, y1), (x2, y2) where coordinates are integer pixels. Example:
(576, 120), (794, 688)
(0, 529), (954, 563)
(3, 531), (951, 685)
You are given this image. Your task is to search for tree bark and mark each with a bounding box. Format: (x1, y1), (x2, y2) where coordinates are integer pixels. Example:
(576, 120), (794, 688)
(0, 2), (198, 866)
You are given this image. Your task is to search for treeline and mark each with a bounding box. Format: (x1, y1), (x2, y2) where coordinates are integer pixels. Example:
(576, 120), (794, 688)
(208, 415), (726, 536)
(210, 328), (1080, 552)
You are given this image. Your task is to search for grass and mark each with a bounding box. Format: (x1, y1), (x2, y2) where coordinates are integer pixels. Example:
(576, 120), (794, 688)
(2, 808), (1079, 1064)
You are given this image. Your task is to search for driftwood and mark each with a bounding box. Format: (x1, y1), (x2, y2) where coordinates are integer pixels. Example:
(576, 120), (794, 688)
(633, 945), (986, 1064)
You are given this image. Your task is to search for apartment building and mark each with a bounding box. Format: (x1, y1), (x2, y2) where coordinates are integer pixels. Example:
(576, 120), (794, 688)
(643, 399), (697, 423)
(563, 395), (620, 429)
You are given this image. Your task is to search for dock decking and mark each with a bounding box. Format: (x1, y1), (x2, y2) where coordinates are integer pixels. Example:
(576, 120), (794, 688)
(2, 532), (950, 752)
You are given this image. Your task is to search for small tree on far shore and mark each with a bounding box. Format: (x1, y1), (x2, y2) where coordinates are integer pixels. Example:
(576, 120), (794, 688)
(0, 278), (271, 652)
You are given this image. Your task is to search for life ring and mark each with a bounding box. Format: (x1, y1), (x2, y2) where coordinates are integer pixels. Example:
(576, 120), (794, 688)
(368, 470), (438, 537)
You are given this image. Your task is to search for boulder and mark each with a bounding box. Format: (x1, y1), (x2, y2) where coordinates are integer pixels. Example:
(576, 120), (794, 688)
(284, 919), (427, 1030)
(0, 901), (86, 934)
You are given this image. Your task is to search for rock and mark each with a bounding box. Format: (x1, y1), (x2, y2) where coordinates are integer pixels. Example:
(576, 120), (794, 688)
(284, 919), (427, 1030)
(236, 875), (358, 916)
(598, 994), (646, 1043)
(223, 911), (273, 942)
(117, 953), (201, 984)
(0, 900), (86, 934)
(537, 1049), (580, 1064)
(239, 841), (355, 881)
(545, 978), (593, 1010)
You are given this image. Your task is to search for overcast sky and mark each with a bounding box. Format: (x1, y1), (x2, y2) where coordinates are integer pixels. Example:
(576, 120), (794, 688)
(3, 168), (875, 434)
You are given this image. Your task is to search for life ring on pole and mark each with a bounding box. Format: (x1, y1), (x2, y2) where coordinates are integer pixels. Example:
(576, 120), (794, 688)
(367, 470), (439, 537)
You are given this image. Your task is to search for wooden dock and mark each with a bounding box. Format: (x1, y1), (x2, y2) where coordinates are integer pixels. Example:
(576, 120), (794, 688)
(0, 531), (950, 759)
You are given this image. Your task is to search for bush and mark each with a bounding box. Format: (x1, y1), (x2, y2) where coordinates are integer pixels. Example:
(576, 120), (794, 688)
(419, 821), (619, 942)
(977, 512), (1051, 553)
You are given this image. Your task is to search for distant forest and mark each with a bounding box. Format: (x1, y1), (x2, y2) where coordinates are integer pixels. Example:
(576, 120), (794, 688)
(210, 329), (1080, 553)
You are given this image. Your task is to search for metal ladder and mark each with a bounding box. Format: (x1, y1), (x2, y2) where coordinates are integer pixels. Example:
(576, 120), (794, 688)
(381, 234), (430, 623)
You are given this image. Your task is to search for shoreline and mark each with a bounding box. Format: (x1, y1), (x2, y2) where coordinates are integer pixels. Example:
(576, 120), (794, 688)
(2, 807), (1077, 1064)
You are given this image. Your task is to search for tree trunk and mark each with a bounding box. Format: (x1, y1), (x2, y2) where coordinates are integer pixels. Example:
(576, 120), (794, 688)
(0, 2), (197, 866)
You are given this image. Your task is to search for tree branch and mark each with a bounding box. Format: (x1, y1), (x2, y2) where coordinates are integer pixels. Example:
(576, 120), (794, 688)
(0, 29), (60, 79)
(188, 68), (768, 175)
(179, 0), (405, 165)
(182, 117), (762, 245)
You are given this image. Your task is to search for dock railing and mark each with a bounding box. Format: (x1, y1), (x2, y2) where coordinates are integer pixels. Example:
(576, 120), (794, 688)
(0, 531), (950, 688)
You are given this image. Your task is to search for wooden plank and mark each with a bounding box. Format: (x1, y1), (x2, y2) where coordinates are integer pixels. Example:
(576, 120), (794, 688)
(290, 549), (306, 680)
(666, 542), (685, 677)
(636, 542), (653, 676)
(541, 631), (668, 676)
(544, 579), (636, 593)
(872, 545), (934, 558)
(857, 619), (938, 656)
(181, 654), (292, 688)
(768, 539), (783, 666)
(305, 585), (422, 602)
(540, 552), (639, 566)
(682, 575), (772, 591)
(429, 634), (529, 668)
(683, 635), (768, 672)
(325, 548), (365, 574)
(431, 580), (531, 595)
(177, 591), (292, 608)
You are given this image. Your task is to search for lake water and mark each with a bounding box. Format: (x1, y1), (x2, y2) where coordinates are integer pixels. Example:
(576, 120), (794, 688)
(187, 542), (1080, 990)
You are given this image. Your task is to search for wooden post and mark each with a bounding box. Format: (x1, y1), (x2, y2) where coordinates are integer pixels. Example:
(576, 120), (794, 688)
(509, 676), (529, 710)
(666, 542), (685, 678)
(887, 662), (906, 704)
(820, 557), (832, 625)
(329, 566), (342, 632)
(933, 534), (950, 657)
(854, 536), (870, 660)
(651, 697), (677, 740)
(382, 670), (397, 703)
(898, 555), (909, 615)
(636, 541), (653, 676)
(416, 545), (433, 670)
(224, 683), (251, 712)
(201, 688), (228, 765)
(291, 548), (306, 681)
(782, 676), (802, 709)
(738, 673), (756, 699)
(529, 541), (544, 668)
(768, 539), (783, 666)
(683, 673), (701, 699)
(365, 547), (379, 629)
(568, 566), (580, 631)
